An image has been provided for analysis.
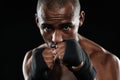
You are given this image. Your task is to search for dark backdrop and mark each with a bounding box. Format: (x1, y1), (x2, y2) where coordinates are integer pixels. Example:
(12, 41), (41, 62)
(1, 0), (120, 80)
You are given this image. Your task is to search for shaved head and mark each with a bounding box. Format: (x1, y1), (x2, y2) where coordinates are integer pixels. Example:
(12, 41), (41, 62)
(36, 0), (81, 15)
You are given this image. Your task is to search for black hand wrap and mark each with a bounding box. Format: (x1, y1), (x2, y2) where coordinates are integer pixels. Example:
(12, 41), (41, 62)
(63, 39), (96, 80)
(28, 48), (50, 80)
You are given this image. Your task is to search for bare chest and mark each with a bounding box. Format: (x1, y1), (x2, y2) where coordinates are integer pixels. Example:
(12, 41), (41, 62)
(49, 64), (77, 80)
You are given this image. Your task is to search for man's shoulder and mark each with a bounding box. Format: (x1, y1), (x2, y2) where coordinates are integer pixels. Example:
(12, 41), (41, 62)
(104, 53), (120, 67)
(92, 51), (120, 79)
(90, 48), (120, 69)
(79, 35), (120, 65)
(80, 34), (120, 70)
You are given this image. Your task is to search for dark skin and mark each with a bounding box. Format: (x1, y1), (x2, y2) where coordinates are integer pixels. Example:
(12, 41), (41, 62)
(22, 2), (120, 80)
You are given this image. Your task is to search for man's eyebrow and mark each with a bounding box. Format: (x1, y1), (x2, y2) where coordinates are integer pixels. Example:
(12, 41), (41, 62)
(42, 23), (53, 26)
(41, 23), (53, 28)
(60, 22), (73, 27)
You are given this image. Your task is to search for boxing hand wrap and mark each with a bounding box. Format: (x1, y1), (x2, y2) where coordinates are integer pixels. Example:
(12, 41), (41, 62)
(63, 39), (96, 80)
(63, 39), (83, 66)
(28, 48), (50, 80)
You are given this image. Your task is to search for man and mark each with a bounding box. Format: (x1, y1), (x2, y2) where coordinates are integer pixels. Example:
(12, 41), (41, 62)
(22, 0), (120, 80)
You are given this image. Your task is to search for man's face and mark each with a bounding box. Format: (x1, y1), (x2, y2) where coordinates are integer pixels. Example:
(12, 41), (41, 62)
(37, 2), (80, 46)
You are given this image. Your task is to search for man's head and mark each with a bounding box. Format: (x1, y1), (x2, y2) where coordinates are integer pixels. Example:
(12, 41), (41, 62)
(35, 0), (85, 46)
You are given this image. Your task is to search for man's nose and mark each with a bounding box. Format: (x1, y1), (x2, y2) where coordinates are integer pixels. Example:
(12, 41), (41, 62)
(52, 30), (63, 43)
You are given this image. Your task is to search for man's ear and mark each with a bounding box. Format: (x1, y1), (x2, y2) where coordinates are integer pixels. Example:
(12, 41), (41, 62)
(79, 11), (85, 27)
(35, 13), (39, 27)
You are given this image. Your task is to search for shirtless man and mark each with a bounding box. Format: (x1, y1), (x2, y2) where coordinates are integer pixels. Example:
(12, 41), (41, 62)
(22, 0), (120, 80)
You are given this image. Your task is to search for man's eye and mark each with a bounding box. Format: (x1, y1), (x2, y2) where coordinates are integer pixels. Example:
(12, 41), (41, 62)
(43, 26), (52, 30)
(43, 26), (53, 32)
(63, 25), (71, 31)
(42, 24), (53, 32)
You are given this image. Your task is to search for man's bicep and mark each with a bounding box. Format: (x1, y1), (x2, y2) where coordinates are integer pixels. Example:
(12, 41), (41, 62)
(116, 56), (120, 80)
(22, 50), (32, 80)
(109, 54), (120, 80)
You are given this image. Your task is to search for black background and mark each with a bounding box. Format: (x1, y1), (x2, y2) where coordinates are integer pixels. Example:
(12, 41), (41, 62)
(1, 0), (120, 80)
